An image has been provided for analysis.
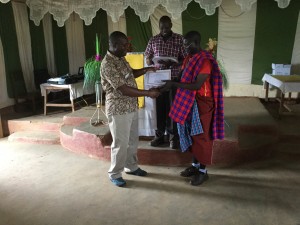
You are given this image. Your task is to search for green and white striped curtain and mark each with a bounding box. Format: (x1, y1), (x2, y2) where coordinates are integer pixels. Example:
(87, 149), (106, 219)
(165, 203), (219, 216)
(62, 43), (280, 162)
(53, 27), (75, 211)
(1, 0), (300, 108)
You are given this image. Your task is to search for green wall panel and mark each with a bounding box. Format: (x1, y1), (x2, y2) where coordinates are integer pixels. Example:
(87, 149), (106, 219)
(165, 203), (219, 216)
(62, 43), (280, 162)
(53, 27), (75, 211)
(83, 9), (109, 59)
(0, 2), (25, 97)
(125, 7), (153, 52)
(182, 0), (219, 49)
(28, 9), (47, 71)
(52, 17), (69, 75)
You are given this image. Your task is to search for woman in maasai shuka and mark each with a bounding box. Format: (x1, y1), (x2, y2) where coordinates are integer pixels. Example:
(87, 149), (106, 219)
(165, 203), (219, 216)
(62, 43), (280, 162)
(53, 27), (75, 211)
(160, 31), (224, 186)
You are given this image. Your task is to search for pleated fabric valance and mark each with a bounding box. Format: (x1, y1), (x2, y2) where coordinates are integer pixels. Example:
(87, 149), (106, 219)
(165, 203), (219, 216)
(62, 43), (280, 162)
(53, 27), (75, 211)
(0, 0), (293, 27)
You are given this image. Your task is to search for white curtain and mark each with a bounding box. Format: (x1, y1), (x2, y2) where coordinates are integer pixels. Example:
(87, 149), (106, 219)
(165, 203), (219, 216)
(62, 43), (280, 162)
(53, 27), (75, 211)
(150, 5), (182, 36)
(0, 37), (14, 108)
(107, 13), (127, 35)
(65, 13), (86, 75)
(291, 11), (300, 75)
(43, 13), (57, 77)
(12, 2), (36, 92)
(218, 0), (257, 85)
(22, 0), (292, 27)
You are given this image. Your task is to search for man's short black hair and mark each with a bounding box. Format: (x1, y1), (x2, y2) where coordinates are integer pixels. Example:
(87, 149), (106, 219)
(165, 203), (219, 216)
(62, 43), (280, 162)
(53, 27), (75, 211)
(159, 16), (172, 24)
(109, 31), (127, 45)
(184, 31), (201, 43)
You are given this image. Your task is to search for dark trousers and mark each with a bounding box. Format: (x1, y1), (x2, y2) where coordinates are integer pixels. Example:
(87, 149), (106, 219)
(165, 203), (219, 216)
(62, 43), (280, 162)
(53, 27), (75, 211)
(155, 87), (178, 141)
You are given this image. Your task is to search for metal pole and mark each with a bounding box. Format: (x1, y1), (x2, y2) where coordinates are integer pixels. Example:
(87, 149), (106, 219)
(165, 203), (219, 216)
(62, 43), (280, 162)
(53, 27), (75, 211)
(90, 81), (107, 126)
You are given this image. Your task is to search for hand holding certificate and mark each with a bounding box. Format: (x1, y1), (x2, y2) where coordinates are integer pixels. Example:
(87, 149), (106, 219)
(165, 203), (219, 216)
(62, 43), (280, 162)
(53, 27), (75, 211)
(145, 69), (171, 87)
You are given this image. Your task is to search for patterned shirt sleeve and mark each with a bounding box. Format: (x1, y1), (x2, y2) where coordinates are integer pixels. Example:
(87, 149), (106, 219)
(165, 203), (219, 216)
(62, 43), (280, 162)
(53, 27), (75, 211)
(144, 37), (154, 57)
(102, 59), (126, 90)
(179, 36), (188, 60)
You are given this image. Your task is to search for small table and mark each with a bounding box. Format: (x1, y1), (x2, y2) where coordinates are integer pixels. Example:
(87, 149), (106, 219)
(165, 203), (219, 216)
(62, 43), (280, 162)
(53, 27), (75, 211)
(40, 81), (85, 115)
(262, 74), (300, 115)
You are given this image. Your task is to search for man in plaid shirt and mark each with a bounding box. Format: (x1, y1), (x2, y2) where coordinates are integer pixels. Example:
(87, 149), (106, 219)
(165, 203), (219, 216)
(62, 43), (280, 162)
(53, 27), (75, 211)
(145, 16), (187, 149)
(161, 31), (224, 186)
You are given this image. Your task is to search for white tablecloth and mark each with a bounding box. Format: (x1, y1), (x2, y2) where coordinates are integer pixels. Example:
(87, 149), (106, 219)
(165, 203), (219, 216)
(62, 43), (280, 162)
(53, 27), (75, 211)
(138, 83), (157, 136)
(138, 70), (172, 136)
(40, 81), (86, 101)
(262, 74), (300, 94)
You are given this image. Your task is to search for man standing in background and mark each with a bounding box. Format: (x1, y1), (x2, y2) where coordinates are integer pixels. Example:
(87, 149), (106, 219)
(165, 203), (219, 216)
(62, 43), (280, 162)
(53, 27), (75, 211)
(145, 16), (187, 149)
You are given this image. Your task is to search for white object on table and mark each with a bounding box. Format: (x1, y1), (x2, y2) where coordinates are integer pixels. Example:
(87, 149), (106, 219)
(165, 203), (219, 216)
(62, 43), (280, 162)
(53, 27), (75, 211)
(262, 74), (300, 93)
(262, 73), (300, 116)
(40, 81), (87, 115)
(138, 70), (172, 136)
(139, 69), (173, 136)
(40, 81), (85, 100)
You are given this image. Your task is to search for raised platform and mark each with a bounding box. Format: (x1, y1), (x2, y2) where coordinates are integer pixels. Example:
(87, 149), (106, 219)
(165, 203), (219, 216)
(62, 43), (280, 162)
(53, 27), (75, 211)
(3, 97), (283, 166)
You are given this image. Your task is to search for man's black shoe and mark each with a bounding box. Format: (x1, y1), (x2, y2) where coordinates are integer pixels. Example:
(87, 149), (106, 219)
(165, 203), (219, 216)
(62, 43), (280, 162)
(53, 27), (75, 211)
(190, 172), (209, 186)
(125, 168), (148, 176)
(150, 135), (164, 147)
(170, 139), (180, 149)
(180, 166), (199, 177)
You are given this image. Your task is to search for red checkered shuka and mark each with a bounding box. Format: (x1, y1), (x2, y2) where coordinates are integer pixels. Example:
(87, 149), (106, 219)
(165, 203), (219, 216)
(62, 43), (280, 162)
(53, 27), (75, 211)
(169, 50), (224, 140)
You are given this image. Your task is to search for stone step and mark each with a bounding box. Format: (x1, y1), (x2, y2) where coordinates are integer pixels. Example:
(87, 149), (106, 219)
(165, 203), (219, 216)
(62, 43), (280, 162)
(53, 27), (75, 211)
(4, 112), (64, 135)
(8, 131), (60, 145)
(7, 120), (62, 134)
(4, 98), (283, 166)
(60, 120), (263, 165)
(63, 106), (105, 126)
(60, 122), (112, 160)
(59, 122), (193, 166)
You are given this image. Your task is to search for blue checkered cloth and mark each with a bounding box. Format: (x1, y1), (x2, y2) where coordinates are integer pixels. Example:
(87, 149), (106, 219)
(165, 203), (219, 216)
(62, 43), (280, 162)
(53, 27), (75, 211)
(177, 101), (203, 152)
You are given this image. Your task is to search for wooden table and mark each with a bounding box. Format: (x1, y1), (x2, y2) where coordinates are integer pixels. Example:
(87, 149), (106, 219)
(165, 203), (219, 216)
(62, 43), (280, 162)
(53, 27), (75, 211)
(262, 74), (300, 116)
(40, 81), (85, 115)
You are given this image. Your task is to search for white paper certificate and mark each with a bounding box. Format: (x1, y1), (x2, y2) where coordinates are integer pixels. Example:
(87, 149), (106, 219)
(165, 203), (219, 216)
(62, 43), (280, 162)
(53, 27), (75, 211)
(145, 69), (171, 86)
